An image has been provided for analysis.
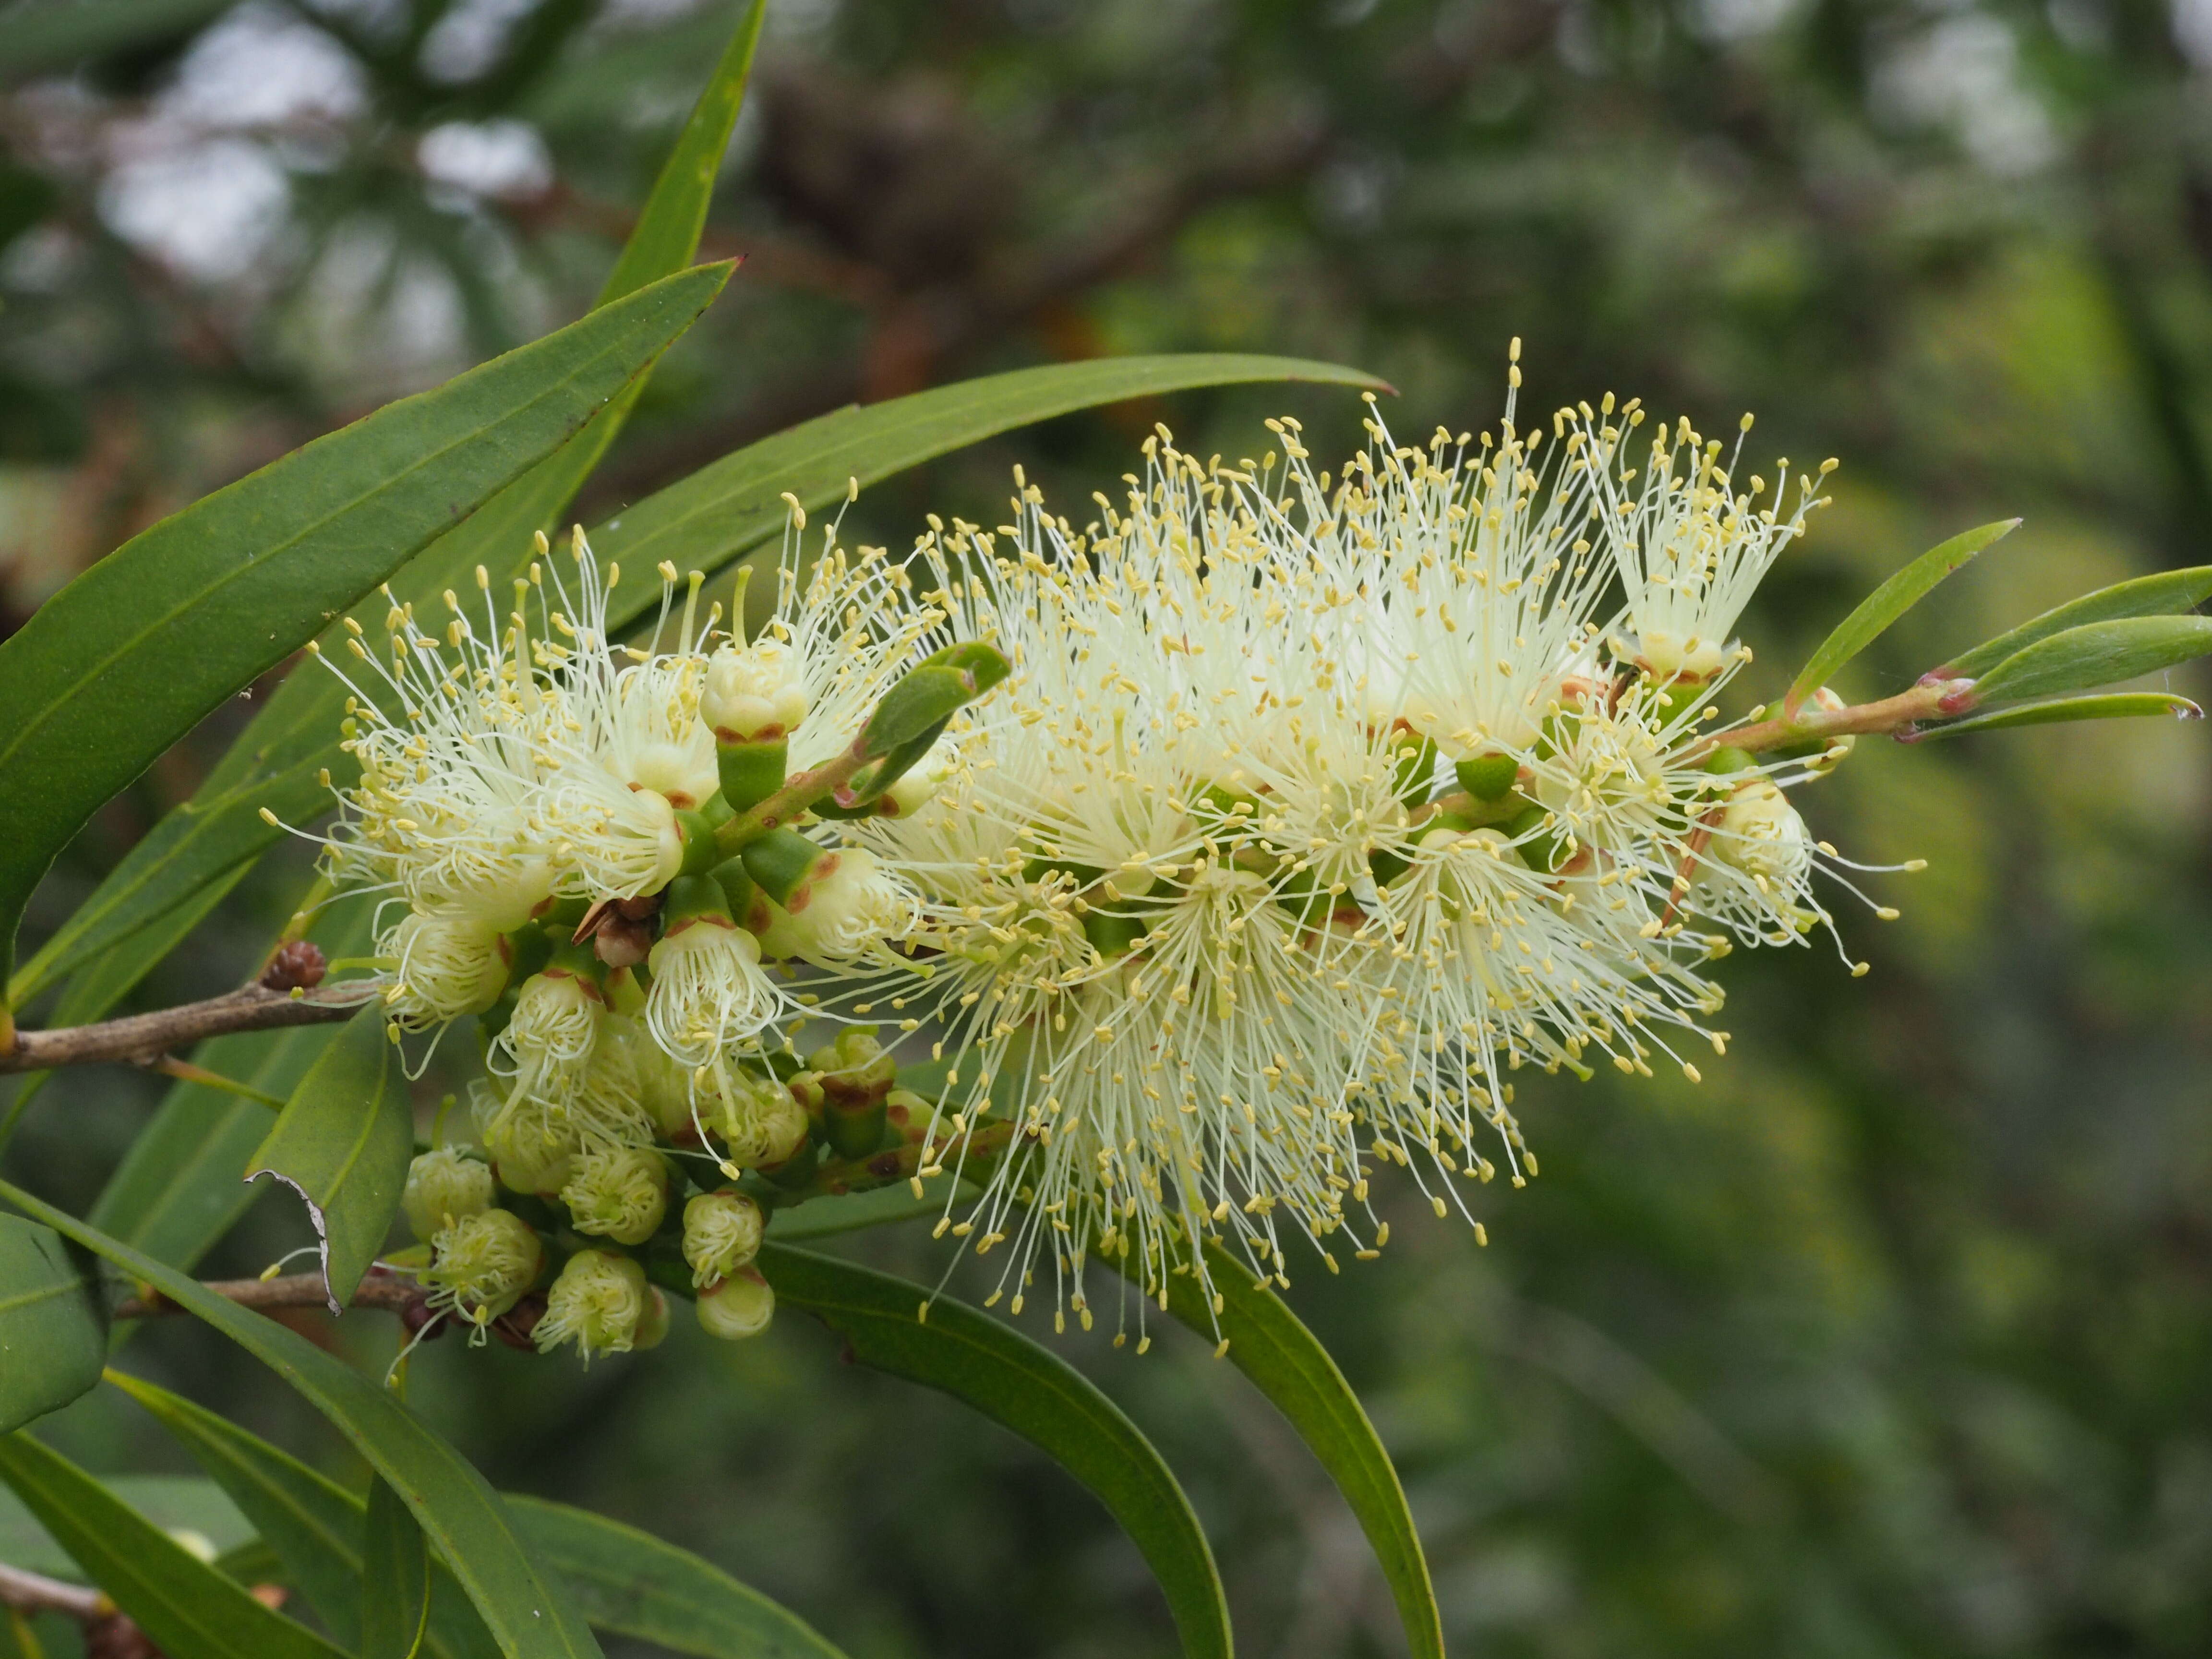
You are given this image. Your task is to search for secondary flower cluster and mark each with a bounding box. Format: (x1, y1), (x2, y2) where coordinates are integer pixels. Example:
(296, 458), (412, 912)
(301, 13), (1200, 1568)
(312, 361), (1905, 1358)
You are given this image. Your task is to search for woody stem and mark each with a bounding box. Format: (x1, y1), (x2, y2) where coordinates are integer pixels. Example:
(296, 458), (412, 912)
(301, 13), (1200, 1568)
(0, 983), (378, 1076)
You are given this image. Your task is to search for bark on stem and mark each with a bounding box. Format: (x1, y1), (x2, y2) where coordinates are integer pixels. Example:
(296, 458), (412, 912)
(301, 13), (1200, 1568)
(0, 984), (374, 1075)
(1689, 679), (1974, 762)
(110, 1269), (418, 1322)
(0, 1561), (106, 1621)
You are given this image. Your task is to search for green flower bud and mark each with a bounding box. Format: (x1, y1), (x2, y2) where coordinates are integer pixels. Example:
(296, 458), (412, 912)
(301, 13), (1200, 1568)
(793, 1026), (897, 1158)
(683, 1190), (764, 1287)
(480, 1103), (580, 1198)
(535, 1249), (650, 1361)
(1712, 780), (1811, 886)
(424, 1208), (544, 1329)
(401, 1147), (494, 1243)
(698, 1066), (811, 1172)
(633, 1027), (700, 1142)
(633, 1285), (672, 1351)
(559, 1148), (670, 1246)
(696, 1266), (775, 1340)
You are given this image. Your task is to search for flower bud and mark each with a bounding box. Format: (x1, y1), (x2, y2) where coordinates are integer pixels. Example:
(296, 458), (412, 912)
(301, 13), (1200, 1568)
(535, 1249), (651, 1361)
(559, 1148), (670, 1246)
(752, 849), (914, 966)
(633, 1028), (699, 1142)
(632, 1286), (671, 1351)
(480, 1106), (580, 1197)
(878, 736), (955, 817)
(702, 640), (808, 741)
(494, 966), (604, 1109)
(424, 1208), (544, 1330)
(696, 1266), (775, 1340)
(647, 882), (783, 1063)
(1711, 780), (1811, 887)
(380, 908), (509, 1029)
(697, 1066), (811, 1171)
(401, 1147), (494, 1243)
(793, 1026), (896, 1159)
(682, 1190), (764, 1286)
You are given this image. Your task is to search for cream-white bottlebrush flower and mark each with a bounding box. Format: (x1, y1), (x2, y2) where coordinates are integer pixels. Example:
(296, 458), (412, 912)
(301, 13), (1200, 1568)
(378, 907), (511, 1031)
(1585, 404), (1833, 683)
(799, 385), (1887, 1335)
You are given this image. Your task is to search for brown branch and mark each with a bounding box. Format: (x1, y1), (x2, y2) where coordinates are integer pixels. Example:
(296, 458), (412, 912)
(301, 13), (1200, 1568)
(1692, 679), (1975, 761)
(111, 1269), (419, 1322)
(0, 1560), (106, 1622)
(0, 982), (377, 1075)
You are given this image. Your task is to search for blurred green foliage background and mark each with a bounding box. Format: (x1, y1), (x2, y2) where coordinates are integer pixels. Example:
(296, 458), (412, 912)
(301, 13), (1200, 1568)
(4, 0), (2212, 1653)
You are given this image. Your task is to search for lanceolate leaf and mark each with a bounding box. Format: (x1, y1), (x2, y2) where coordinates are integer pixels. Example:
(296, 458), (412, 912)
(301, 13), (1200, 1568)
(0, 1431), (345, 1659)
(0, 1473), (258, 1580)
(754, 1243), (1231, 1659)
(9, 1), (766, 1011)
(1130, 1240), (1445, 1659)
(115, 1373), (830, 1659)
(0, 263), (731, 982)
(506, 1496), (850, 1659)
(1941, 565), (2212, 680)
(364, 1477), (433, 1659)
(0, 1184), (603, 1659)
(245, 1007), (412, 1312)
(1911, 690), (2204, 739)
(1784, 518), (2019, 716)
(0, 1216), (105, 1434)
(592, 354), (1392, 622)
(1968, 614), (2212, 706)
(111, 1372), (500, 1659)
(88, 901), (376, 1279)
(90, 1027), (318, 1273)
(0, 855), (258, 1150)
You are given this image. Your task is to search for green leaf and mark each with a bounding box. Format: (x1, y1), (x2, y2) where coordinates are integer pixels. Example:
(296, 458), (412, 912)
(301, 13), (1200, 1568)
(0, 854), (257, 1150)
(0, 1216), (104, 1435)
(89, 901), (377, 1277)
(364, 1477), (432, 1659)
(592, 354), (1390, 608)
(505, 1496), (848, 1659)
(1910, 690), (2204, 740)
(1784, 518), (2020, 716)
(753, 1243), (1229, 1659)
(0, 263), (730, 983)
(766, 1179), (969, 1241)
(0, 1472), (257, 1581)
(0, 0), (231, 81)
(109, 1372), (500, 1659)
(598, 0), (766, 307)
(1941, 565), (2212, 680)
(110, 1371), (370, 1646)
(113, 1374), (830, 1659)
(1134, 1240), (1444, 1659)
(8, 758), (316, 1007)
(0, 1431), (345, 1659)
(7, 6), (770, 1010)
(844, 643), (1012, 800)
(1968, 614), (2212, 706)
(0, 1184), (603, 1659)
(244, 1007), (412, 1312)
